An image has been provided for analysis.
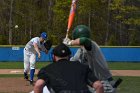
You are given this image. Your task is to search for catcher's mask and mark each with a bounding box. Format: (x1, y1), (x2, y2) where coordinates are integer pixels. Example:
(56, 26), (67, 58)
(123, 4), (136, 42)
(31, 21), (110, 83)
(72, 25), (91, 39)
(52, 43), (71, 62)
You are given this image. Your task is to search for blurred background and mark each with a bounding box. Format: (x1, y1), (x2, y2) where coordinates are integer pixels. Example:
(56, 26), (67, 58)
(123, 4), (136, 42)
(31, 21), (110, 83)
(0, 0), (139, 45)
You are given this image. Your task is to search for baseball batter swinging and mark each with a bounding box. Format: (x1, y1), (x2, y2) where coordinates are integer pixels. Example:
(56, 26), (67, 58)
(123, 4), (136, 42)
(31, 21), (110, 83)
(24, 32), (52, 85)
(63, 25), (122, 93)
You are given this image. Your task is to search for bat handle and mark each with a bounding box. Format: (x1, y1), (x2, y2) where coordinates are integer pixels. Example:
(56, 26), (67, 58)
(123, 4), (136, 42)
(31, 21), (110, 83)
(65, 29), (69, 38)
(66, 33), (68, 38)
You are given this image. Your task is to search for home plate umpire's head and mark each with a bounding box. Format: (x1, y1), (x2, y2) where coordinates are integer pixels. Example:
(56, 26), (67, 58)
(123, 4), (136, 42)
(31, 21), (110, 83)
(52, 43), (71, 57)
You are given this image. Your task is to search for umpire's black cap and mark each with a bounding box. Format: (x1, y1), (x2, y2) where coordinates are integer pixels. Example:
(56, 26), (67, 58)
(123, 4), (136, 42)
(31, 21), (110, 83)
(52, 43), (71, 57)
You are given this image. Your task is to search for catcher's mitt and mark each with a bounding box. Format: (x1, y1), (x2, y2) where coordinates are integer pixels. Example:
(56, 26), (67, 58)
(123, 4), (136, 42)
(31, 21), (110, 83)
(44, 39), (52, 50)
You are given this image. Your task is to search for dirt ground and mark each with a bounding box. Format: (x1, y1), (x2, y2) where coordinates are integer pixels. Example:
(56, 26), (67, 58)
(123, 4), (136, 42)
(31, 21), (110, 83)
(0, 69), (140, 93)
(0, 78), (34, 93)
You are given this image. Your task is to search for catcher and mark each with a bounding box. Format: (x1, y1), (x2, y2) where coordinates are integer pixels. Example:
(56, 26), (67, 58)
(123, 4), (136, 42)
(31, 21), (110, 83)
(63, 25), (122, 93)
(23, 32), (52, 85)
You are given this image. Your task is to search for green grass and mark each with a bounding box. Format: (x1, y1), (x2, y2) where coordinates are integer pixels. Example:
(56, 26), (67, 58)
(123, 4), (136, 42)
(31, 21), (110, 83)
(113, 76), (140, 93)
(0, 74), (37, 78)
(108, 62), (140, 70)
(0, 62), (140, 70)
(0, 62), (51, 69)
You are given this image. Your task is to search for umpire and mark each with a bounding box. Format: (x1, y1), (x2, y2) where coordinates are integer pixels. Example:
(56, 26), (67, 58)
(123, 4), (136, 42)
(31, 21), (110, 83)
(34, 43), (104, 93)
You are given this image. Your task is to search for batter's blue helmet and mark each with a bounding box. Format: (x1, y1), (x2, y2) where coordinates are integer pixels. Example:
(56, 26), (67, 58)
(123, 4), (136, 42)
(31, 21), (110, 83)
(41, 32), (47, 39)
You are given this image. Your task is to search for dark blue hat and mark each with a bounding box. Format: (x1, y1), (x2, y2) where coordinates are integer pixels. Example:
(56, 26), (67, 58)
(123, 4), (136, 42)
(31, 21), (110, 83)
(41, 32), (47, 39)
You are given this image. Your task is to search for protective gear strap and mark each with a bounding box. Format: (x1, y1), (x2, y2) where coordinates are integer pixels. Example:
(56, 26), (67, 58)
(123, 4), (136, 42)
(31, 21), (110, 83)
(80, 37), (92, 51)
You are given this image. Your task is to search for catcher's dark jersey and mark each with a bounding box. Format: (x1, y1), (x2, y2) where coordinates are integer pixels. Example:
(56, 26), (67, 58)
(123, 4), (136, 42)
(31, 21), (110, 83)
(37, 59), (98, 93)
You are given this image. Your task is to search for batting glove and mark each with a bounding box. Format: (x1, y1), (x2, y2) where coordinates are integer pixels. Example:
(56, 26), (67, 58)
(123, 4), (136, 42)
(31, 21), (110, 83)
(63, 38), (73, 46)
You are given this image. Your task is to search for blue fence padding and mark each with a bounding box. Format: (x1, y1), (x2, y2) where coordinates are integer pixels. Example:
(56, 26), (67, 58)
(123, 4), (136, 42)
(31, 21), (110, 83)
(40, 47), (78, 62)
(0, 46), (140, 62)
(0, 47), (79, 62)
(0, 47), (23, 61)
(101, 47), (140, 62)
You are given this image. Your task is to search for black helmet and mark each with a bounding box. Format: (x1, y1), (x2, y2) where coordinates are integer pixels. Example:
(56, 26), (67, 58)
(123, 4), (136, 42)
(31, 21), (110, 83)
(52, 43), (71, 57)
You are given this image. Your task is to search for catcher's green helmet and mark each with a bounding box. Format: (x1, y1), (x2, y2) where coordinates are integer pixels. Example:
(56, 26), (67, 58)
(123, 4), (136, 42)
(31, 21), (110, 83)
(72, 25), (90, 39)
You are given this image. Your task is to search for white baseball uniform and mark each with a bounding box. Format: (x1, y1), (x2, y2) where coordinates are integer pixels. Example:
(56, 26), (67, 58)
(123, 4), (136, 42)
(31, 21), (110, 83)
(24, 37), (46, 73)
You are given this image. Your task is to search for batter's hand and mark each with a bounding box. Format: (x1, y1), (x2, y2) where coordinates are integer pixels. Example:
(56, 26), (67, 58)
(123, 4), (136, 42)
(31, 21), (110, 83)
(63, 38), (73, 45)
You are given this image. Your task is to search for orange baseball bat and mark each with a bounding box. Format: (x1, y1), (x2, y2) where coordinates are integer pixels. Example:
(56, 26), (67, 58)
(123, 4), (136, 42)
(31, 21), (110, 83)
(66, 0), (78, 38)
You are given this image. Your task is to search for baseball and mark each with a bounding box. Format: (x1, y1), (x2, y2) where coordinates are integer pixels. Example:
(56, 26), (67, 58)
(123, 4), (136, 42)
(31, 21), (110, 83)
(15, 25), (18, 28)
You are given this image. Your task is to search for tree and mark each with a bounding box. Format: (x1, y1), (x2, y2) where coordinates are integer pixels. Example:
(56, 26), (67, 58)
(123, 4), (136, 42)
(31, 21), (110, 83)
(109, 0), (140, 45)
